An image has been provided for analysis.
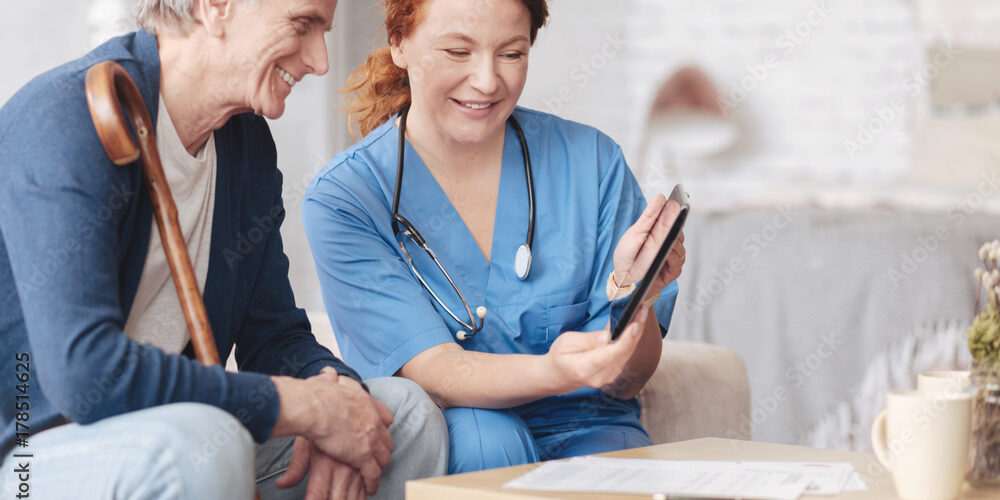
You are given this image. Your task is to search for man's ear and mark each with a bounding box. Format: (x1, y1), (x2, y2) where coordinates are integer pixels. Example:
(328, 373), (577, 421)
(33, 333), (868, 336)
(198, 0), (234, 37)
(389, 34), (408, 70)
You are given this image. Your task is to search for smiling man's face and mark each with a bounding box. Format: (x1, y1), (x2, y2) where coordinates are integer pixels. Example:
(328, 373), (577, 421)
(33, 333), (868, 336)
(226, 0), (337, 118)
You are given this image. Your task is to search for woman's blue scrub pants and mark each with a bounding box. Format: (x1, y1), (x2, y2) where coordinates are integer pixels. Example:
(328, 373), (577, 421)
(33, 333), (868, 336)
(443, 391), (652, 474)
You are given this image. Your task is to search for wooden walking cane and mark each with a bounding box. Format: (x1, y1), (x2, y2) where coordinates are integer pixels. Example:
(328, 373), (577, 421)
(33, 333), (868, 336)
(83, 60), (220, 366)
(86, 61), (266, 500)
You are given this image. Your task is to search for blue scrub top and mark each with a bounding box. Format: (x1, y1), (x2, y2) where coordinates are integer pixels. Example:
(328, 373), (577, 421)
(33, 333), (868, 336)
(303, 107), (678, 385)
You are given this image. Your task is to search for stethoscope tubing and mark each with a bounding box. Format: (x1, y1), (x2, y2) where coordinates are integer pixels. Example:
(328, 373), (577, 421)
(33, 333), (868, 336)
(391, 104), (535, 339)
(508, 115), (535, 250)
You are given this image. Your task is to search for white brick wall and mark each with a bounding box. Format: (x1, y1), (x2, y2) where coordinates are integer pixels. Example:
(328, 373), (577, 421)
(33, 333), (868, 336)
(915, 0), (1000, 48)
(520, 0), (937, 184)
(519, 0), (632, 149)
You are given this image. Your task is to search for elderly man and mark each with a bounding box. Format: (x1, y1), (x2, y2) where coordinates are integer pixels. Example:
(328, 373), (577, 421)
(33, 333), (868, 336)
(0, 0), (447, 499)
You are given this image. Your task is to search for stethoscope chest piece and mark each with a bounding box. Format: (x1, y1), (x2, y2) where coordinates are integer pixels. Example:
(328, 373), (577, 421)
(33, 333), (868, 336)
(514, 244), (532, 280)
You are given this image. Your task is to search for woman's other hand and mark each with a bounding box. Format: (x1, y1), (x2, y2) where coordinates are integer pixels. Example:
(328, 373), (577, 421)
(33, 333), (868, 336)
(544, 307), (649, 391)
(612, 194), (686, 296)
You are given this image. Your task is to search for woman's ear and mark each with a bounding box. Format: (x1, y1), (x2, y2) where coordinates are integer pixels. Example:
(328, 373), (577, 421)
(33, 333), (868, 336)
(389, 34), (409, 70)
(198, 0), (234, 38)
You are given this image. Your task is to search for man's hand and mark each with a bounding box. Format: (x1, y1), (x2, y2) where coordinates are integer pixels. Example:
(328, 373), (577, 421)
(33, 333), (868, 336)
(270, 368), (394, 494)
(275, 436), (366, 500)
(338, 376), (394, 429)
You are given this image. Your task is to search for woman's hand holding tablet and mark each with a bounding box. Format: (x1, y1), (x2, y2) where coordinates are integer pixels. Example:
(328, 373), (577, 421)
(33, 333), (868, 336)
(543, 306), (650, 392)
(609, 184), (690, 341)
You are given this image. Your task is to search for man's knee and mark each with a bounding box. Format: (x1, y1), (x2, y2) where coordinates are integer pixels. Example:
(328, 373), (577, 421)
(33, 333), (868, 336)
(444, 407), (537, 473)
(11, 403), (255, 499)
(143, 403), (255, 497)
(364, 376), (448, 495)
(151, 403), (253, 466)
(367, 376), (446, 439)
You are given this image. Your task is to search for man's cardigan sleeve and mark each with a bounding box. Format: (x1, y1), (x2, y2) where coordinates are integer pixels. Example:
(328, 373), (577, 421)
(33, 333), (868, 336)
(0, 61), (282, 443)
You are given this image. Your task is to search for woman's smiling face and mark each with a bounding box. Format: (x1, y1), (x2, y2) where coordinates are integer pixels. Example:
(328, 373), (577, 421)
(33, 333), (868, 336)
(391, 0), (532, 145)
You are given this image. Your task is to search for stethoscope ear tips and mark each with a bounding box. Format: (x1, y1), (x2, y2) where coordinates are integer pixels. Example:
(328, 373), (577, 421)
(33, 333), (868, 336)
(456, 308), (488, 342)
(515, 244), (532, 281)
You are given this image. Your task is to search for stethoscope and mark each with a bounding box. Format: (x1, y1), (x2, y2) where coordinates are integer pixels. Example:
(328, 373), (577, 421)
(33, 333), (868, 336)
(391, 104), (536, 340)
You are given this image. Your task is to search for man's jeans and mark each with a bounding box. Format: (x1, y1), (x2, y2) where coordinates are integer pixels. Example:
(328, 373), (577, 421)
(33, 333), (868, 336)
(0, 377), (447, 499)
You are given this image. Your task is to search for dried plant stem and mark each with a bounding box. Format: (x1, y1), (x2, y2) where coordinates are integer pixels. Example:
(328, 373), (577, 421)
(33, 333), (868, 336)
(977, 274), (984, 318)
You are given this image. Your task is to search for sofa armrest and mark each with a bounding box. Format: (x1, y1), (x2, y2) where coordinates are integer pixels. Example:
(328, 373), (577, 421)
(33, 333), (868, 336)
(637, 340), (751, 444)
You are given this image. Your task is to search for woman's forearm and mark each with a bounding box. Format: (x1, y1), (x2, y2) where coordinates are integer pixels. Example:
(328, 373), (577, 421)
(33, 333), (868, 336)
(398, 345), (577, 409)
(399, 308), (663, 409)
(602, 308), (663, 399)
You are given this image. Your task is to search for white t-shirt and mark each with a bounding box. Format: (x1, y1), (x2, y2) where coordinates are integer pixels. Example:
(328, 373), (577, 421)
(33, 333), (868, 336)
(123, 96), (217, 353)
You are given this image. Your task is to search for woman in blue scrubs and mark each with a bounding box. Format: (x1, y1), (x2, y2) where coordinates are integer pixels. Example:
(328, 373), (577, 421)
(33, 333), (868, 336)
(303, 0), (686, 474)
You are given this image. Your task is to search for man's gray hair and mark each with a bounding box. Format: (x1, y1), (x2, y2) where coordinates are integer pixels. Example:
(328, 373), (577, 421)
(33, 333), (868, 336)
(136, 0), (257, 35)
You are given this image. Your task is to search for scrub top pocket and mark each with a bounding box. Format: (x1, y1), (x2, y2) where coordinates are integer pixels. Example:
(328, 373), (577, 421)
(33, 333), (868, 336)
(492, 299), (550, 353)
(545, 299), (591, 341)
(491, 283), (591, 353)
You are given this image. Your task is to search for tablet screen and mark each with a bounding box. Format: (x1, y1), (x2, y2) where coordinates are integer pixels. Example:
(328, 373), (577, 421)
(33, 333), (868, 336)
(609, 184), (689, 341)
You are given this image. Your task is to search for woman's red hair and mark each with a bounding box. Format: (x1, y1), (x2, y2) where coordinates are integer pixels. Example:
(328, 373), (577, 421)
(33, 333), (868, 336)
(344, 0), (549, 138)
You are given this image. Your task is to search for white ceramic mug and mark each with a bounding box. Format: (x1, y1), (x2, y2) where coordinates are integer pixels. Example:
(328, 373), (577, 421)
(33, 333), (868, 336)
(917, 370), (971, 396)
(871, 390), (972, 500)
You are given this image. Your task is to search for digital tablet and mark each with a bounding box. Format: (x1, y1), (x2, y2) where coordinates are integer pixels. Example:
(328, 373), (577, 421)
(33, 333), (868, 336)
(609, 184), (689, 341)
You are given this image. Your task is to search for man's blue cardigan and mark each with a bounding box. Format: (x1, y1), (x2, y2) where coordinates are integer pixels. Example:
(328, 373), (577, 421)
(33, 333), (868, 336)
(0, 30), (362, 455)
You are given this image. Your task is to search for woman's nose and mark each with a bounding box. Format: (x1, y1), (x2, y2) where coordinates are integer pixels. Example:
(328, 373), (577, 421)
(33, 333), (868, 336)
(468, 56), (500, 95)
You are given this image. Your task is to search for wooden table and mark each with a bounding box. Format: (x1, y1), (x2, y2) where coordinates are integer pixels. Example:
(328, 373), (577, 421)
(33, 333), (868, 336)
(406, 437), (996, 499)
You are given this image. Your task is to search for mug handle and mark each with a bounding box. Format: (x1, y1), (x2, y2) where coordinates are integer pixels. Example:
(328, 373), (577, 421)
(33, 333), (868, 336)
(870, 409), (891, 468)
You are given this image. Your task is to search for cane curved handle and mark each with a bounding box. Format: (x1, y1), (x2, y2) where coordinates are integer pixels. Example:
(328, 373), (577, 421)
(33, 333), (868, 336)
(84, 61), (147, 166)
(84, 61), (221, 366)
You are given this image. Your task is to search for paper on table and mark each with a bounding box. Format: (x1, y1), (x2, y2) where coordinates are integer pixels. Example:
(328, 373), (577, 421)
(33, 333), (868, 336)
(725, 461), (856, 495)
(842, 472), (869, 491)
(574, 457), (862, 495)
(502, 457), (812, 500)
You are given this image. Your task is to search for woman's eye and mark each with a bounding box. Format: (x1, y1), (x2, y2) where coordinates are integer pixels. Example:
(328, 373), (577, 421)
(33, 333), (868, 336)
(445, 49), (470, 57)
(502, 52), (524, 60)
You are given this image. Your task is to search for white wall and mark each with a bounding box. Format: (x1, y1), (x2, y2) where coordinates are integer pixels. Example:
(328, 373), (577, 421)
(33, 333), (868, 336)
(0, 3), (93, 103)
(520, 0), (932, 185)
